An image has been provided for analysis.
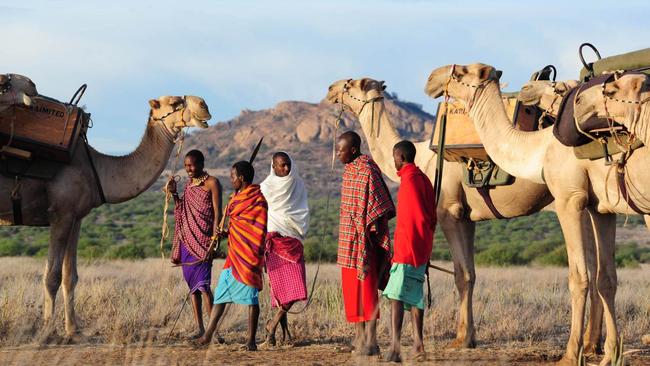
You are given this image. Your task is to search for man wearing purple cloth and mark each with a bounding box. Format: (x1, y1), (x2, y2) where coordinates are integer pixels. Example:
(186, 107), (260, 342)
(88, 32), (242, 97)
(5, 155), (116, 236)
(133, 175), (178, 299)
(168, 150), (223, 340)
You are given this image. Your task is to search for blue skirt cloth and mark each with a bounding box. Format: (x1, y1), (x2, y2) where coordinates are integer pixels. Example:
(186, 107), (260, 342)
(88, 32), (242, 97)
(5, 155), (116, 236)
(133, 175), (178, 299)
(213, 268), (259, 305)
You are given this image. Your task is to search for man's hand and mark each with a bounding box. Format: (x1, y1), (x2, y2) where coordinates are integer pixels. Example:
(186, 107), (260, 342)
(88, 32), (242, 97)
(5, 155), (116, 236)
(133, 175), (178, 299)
(166, 178), (177, 194)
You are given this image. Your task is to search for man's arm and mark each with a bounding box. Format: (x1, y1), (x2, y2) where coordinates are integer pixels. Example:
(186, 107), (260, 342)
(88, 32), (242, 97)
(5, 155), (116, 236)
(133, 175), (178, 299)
(207, 177), (223, 237)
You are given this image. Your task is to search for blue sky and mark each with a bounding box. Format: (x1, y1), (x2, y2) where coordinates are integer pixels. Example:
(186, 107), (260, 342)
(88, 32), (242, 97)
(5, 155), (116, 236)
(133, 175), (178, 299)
(2, 0), (649, 153)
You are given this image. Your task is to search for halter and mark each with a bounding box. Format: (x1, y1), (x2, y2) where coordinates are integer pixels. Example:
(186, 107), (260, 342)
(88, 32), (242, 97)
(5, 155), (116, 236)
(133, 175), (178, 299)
(600, 72), (650, 151)
(337, 79), (385, 137)
(446, 64), (496, 110)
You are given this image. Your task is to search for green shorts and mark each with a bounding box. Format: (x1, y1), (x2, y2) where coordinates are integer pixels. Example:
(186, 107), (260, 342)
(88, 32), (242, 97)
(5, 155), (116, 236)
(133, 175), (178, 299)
(382, 263), (426, 310)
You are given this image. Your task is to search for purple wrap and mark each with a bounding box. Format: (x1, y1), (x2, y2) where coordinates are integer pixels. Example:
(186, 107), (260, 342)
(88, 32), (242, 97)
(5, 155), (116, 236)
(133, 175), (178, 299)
(181, 243), (212, 294)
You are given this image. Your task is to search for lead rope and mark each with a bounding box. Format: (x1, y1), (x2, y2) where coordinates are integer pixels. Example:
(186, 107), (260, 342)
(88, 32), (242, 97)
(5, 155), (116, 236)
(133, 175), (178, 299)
(160, 127), (187, 261)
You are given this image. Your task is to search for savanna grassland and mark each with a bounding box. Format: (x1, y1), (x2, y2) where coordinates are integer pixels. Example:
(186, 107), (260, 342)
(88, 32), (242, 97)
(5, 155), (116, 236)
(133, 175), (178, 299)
(1, 258), (649, 365)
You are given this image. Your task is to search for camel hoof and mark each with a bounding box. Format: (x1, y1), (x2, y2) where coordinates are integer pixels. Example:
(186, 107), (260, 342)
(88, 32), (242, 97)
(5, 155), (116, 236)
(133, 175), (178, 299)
(383, 350), (402, 363)
(598, 357), (612, 366)
(555, 356), (578, 366)
(582, 342), (602, 357)
(447, 338), (476, 349)
(38, 328), (63, 345)
(63, 332), (86, 345)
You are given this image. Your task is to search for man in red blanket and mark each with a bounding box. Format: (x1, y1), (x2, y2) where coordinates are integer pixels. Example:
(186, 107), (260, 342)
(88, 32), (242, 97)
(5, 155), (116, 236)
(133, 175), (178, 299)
(196, 161), (268, 351)
(384, 140), (436, 363)
(336, 131), (395, 356)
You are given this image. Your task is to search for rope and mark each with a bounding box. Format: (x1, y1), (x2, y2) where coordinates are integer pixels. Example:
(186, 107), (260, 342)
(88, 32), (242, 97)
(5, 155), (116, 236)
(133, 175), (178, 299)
(159, 128), (187, 261)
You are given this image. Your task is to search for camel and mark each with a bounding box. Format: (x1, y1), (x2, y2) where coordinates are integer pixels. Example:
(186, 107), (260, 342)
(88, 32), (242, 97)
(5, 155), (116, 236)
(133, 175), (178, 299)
(324, 78), (554, 348)
(424, 64), (650, 365)
(0, 74), (38, 114)
(518, 78), (650, 354)
(0, 95), (211, 338)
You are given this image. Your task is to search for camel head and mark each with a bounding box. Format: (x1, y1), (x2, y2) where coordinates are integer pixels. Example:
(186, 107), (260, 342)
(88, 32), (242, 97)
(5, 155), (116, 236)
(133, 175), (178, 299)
(573, 73), (650, 144)
(424, 63), (501, 107)
(148, 95), (211, 134)
(324, 78), (386, 116)
(518, 80), (579, 106)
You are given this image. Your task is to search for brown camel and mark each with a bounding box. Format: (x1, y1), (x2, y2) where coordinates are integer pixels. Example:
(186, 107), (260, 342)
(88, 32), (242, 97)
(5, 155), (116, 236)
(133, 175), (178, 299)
(425, 64), (650, 365)
(0, 95), (211, 338)
(324, 78), (554, 348)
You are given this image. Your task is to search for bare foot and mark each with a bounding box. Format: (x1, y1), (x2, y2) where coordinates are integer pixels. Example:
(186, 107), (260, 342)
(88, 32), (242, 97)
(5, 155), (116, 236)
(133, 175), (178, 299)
(413, 351), (427, 362)
(244, 342), (257, 352)
(265, 322), (277, 346)
(188, 331), (204, 340)
(359, 344), (380, 356)
(384, 350), (402, 363)
(192, 336), (210, 348)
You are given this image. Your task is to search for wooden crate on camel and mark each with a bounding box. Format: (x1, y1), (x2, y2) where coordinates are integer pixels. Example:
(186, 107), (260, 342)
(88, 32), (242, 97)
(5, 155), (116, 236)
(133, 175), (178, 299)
(0, 94), (89, 163)
(429, 95), (544, 162)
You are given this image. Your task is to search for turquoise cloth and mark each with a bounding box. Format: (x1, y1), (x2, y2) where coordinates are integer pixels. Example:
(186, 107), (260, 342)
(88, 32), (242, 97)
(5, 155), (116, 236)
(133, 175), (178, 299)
(383, 263), (426, 310)
(213, 268), (259, 305)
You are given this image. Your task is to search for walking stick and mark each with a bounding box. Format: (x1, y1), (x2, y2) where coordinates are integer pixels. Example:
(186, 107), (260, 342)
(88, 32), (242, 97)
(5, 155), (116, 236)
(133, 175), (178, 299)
(427, 72), (453, 308)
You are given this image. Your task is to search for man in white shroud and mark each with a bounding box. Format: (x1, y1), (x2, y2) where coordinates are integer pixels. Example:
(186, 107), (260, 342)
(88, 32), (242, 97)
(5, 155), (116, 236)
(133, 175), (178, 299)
(260, 151), (310, 347)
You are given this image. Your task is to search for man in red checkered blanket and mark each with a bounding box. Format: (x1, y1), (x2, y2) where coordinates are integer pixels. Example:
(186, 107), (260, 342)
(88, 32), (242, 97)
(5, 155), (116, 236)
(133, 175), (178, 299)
(336, 131), (395, 356)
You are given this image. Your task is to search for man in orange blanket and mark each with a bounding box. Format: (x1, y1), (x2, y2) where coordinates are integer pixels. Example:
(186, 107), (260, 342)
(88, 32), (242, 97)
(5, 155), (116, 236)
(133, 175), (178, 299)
(384, 140), (436, 363)
(196, 161), (268, 351)
(336, 131), (395, 356)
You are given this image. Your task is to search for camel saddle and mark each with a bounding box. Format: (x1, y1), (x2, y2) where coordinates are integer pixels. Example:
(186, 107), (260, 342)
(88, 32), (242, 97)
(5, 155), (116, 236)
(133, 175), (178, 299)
(0, 95), (90, 164)
(553, 73), (644, 162)
(580, 47), (650, 82)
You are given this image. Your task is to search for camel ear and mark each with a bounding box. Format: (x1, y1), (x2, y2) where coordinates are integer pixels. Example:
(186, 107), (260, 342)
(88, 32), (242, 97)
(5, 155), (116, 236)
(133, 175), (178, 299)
(629, 76), (647, 94)
(496, 70), (503, 80)
(359, 78), (369, 91)
(168, 96), (184, 108)
(477, 65), (495, 81)
(149, 99), (160, 109)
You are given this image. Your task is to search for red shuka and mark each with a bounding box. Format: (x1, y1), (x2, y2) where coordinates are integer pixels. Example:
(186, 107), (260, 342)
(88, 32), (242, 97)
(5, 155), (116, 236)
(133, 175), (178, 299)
(392, 163), (436, 267)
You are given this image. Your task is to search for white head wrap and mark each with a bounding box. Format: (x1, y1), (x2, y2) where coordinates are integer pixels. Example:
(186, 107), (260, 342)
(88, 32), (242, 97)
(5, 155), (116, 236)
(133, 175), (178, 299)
(260, 153), (310, 241)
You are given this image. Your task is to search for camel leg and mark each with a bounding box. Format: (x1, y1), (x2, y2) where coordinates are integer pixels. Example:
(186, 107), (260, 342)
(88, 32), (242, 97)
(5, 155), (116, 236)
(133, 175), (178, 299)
(555, 197), (590, 366)
(42, 215), (76, 335)
(582, 211), (603, 357)
(588, 211), (617, 365)
(62, 218), (82, 336)
(440, 211), (476, 348)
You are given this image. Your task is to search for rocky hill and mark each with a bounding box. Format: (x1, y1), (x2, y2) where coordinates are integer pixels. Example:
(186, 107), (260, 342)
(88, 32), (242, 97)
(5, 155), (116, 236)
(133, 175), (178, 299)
(162, 93), (436, 197)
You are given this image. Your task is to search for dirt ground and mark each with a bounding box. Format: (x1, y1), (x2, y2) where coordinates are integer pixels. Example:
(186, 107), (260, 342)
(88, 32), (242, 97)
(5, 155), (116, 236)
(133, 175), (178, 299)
(2, 341), (649, 365)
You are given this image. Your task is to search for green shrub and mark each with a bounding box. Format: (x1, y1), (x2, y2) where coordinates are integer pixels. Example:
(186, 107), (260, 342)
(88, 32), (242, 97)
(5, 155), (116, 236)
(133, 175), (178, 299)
(106, 244), (146, 259)
(475, 244), (524, 266)
(534, 246), (568, 266)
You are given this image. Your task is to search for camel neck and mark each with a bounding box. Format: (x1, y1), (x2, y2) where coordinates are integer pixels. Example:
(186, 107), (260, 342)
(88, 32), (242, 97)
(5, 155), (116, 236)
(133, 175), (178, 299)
(468, 82), (552, 184)
(357, 101), (401, 181)
(91, 121), (176, 204)
(634, 102), (650, 145)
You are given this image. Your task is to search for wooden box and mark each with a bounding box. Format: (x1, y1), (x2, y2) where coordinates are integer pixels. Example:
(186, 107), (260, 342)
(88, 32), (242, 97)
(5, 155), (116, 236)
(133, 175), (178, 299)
(430, 97), (518, 162)
(0, 96), (89, 162)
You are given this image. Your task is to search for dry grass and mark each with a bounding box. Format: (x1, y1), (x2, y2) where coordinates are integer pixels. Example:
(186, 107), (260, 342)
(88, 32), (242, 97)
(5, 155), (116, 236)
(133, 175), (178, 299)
(0, 258), (649, 364)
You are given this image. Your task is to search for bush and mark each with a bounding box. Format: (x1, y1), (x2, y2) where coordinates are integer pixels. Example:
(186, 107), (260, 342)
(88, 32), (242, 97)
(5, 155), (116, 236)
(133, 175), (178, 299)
(475, 244), (524, 266)
(106, 244), (146, 259)
(534, 246), (568, 266)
